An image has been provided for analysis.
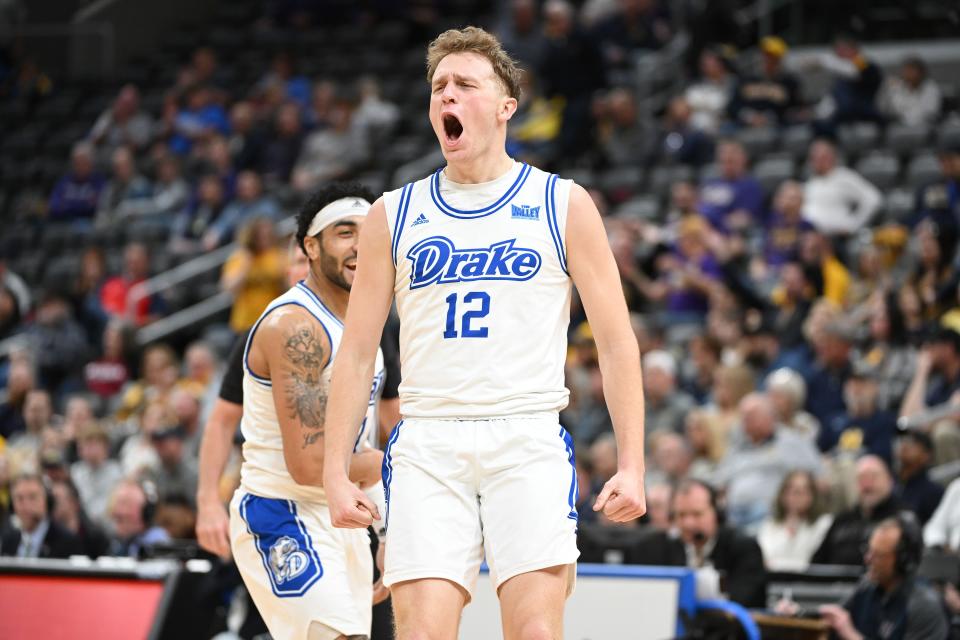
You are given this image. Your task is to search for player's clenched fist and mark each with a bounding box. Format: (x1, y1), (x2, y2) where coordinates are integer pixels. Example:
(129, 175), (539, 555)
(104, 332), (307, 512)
(196, 499), (232, 559)
(593, 468), (646, 522)
(327, 473), (381, 529)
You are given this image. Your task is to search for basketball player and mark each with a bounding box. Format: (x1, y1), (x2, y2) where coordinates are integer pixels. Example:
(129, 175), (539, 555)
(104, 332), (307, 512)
(225, 184), (388, 640)
(324, 27), (647, 638)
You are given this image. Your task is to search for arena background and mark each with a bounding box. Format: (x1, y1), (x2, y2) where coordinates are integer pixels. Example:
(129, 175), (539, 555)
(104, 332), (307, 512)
(1, 0), (960, 638)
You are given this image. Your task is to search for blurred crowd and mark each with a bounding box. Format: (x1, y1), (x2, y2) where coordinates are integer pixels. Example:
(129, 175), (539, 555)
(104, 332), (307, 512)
(0, 0), (959, 634)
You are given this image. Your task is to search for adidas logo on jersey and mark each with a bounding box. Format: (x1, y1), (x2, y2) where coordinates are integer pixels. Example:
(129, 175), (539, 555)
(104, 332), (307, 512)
(411, 213), (430, 227)
(406, 236), (542, 289)
(511, 204), (540, 220)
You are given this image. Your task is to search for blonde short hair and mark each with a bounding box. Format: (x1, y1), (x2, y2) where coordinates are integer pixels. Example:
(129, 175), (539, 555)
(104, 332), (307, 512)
(426, 26), (523, 99)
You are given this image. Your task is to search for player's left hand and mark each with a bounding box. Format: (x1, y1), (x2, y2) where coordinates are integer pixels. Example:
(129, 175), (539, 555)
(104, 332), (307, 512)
(593, 468), (646, 522)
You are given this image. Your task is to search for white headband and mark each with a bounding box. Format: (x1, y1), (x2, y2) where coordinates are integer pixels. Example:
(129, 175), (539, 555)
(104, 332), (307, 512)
(306, 197), (371, 236)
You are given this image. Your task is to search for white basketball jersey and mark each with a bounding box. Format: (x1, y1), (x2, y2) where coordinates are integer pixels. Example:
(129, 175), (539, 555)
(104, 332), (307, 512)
(239, 281), (385, 502)
(384, 161), (572, 418)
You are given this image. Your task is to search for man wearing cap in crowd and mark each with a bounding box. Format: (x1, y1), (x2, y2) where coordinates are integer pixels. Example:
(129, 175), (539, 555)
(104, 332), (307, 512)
(894, 428), (944, 526)
(901, 326), (960, 465)
(727, 35), (802, 127)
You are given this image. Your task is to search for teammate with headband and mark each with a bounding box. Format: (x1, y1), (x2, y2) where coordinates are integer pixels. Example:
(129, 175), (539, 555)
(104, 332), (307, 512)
(228, 182), (388, 640)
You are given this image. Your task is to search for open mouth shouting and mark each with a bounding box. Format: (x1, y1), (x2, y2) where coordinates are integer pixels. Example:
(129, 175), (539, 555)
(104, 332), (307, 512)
(442, 113), (464, 146)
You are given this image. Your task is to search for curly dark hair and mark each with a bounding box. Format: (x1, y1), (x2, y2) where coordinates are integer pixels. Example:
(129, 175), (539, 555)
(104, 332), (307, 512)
(295, 182), (376, 254)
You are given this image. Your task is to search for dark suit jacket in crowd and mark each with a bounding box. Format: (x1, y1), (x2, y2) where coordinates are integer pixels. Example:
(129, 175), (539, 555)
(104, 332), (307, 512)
(811, 493), (902, 566)
(0, 521), (84, 559)
(627, 526), (768, 609)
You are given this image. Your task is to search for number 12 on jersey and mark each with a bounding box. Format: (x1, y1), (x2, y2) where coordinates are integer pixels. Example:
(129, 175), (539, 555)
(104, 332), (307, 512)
(443, 292), (490, 339)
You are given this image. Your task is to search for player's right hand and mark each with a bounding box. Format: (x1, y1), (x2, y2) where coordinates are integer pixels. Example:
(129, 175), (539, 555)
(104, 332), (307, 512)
(327, 474), (381, 528)
(196, 499), (232, 560)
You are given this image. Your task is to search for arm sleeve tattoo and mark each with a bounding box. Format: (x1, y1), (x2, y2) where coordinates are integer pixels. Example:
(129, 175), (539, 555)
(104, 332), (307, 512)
(282, 323), (329, 448)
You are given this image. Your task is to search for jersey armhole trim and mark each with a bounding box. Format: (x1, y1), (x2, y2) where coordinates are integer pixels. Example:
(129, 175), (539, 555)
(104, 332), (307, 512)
(545, 174), (569, 274)
(392, 183), (414, 266)
(244, 301), (335, 387)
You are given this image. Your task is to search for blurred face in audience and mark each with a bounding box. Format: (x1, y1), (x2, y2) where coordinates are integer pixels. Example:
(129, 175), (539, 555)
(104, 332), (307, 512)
(900, 62), (923, 89)
(589, 436), (618, 483)
(71, 146), (94, 178)
(699, 50), (726, 80)
(12, 477), (47, 532)
(864, 525), (900, 587)
(740, 393), (776, 443)
(684, 411), (711, 457)
(199, 176), (224, 207)
(673, 484), (718, 547)
(643, 365), (675, 402)
(143, 349), (176, 388)
(773, 181), (802, 218)
(717, 142), (747, 180)
(844, 376), (878, 416)
(64, 396), (94, 430)
(51, 481), (79, 529)
(808, 141), (836, 176)
(856, 456), (893, 510)
(670, 181), (697, 213)
(780, 471), (814, 519)
(110, 483), (146, 540)
(23, 390), (52, 433)
(237, 171), (263, 202)
(111, 147), (135, 182)
(287, 242), (310, 286)
(6, 362), (34, 403)
(124, 243), (149, 280)
(646, 484), (672, 531)
(78, 436), (109, 467)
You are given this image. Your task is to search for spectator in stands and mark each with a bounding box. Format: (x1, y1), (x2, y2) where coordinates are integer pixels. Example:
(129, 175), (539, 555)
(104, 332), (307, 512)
(539, 0), (607, 157)
(169, 174), (226, 256)
(94, 145), (152, 227)
(802, 138), (882, 237)
(798, 230), (851, 307)
(894, 429), (943, 526)
(811, 34), (884, 132)
(5, 388), (53, 461)
(203, 171), (280, 251)
(595, 87), (647, 168)
(50, 477), (110, 558)
(652, 215), (723, 323)
(168, 85), (229, 156)
(925, 476), (960, 550)
(681, 333), (721, 404)
(740, 318), (801, 384)
(644, 482), (673, 530)
(26, 290), (90, 395)
(593, 0), (672, 69)
(685, 409), (719, 477)
(59, 393), (95, 450)
(714, 392), (821, 528)
(496, 0), (545, 69)
(118, 153), (189, 221)
(856, 292), (916, 412)
(879, 57), (941, 127)
(765, 367), (820, 441)
(107, 479), (169, 557)
(292, 93), (369, 192)
(119, 400), (170, 478)
(70, 246), (109, 345)
(904, 218), (958, 321)
(703, 363), (755, 461)
(144, 421), (198, 502)
(804, 321), (857, 441)
(0, 360), (33, 439)
(762, 181), (813, 271)
(589, 433), (618, 486)
(646, 431), (693, 487)
(48, 142), (106, 224)
(758, 470), (832, 572)
(812, 455), (902, 566)
(506, 70), (564, 165)
(353, 75), (400, 144)
(70, 423), (122, 527)
(650, 96), (715, 167)
(174, 47), (224, 94)
(260, 102), (304, 186)
(304, 79), (337, 130)
(685, 47), (736, 135)
(669, 479), (767, 607)
(819, 517), (947, 640)
(87, 84), (154, 157)
(227, 101), (265, 171)
(698, 140), (765, 231)
(642, 350), (696, 436)
(84, 320), (131, 405)
(0, 285), (19, 341)
(99, 241), (165, 327)
(910, 143), (960, 234)
(254, 51), (311, 109)
(728, 36), (802, 128)
(170, 388), (203, 460)
(115, 344), (181, 422)
(0, 473), (82, 558)
(181, 341), (220, 419)
(220, 217), (284, 334)
(0, 248), (30, 321)
(900, 327), (960, 464)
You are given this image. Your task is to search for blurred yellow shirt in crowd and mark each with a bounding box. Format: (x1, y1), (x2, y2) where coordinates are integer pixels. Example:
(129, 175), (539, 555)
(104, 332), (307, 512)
(223, 247), (285, 333)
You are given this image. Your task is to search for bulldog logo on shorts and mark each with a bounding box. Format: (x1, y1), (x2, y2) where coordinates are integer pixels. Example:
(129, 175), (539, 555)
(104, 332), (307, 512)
(269, 536), (310, 584)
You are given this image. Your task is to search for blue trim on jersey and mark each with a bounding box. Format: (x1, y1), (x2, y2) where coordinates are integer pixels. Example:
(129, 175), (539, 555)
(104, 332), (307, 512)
(429, 163), (532, 219)
(244, 301), (334, 386)
(560, 427), (578, 522)
(238, 493), (324, 597)
(392, 183), (413, 265)
(295, 281), (343, 329)
(545, 174), (568, 275)
(381, 421), (404, 530)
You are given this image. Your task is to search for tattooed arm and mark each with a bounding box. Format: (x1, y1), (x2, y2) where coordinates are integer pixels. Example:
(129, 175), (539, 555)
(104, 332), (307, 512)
(253, 306), (382, 487)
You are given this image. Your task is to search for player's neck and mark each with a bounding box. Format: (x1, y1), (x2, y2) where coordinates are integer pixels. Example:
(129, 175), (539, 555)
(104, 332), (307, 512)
(303, 272), (349, 321)
(443, 150), (514, 185)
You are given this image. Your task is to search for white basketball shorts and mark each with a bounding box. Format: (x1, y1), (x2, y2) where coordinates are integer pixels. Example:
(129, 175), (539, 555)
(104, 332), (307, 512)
(381, 415), (580, 600)
(229, 490), (372, 639)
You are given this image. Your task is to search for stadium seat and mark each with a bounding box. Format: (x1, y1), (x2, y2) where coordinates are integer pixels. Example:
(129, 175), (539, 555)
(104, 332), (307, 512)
(754, 157), (797, 193)
(698, 163), (720, 183)
(735, 127), (779, 157)
(615, 195), (661, 221)
(855, 151), (901, 190)
(906, 153), (943, 188)
(599, 166), (645, 203)
(780, 125), (813, 161)
(937, 119), (960, 150)
(882, 187), (915, 223)
(837, 122), (880, 156)
(885, 123), (931, 155)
